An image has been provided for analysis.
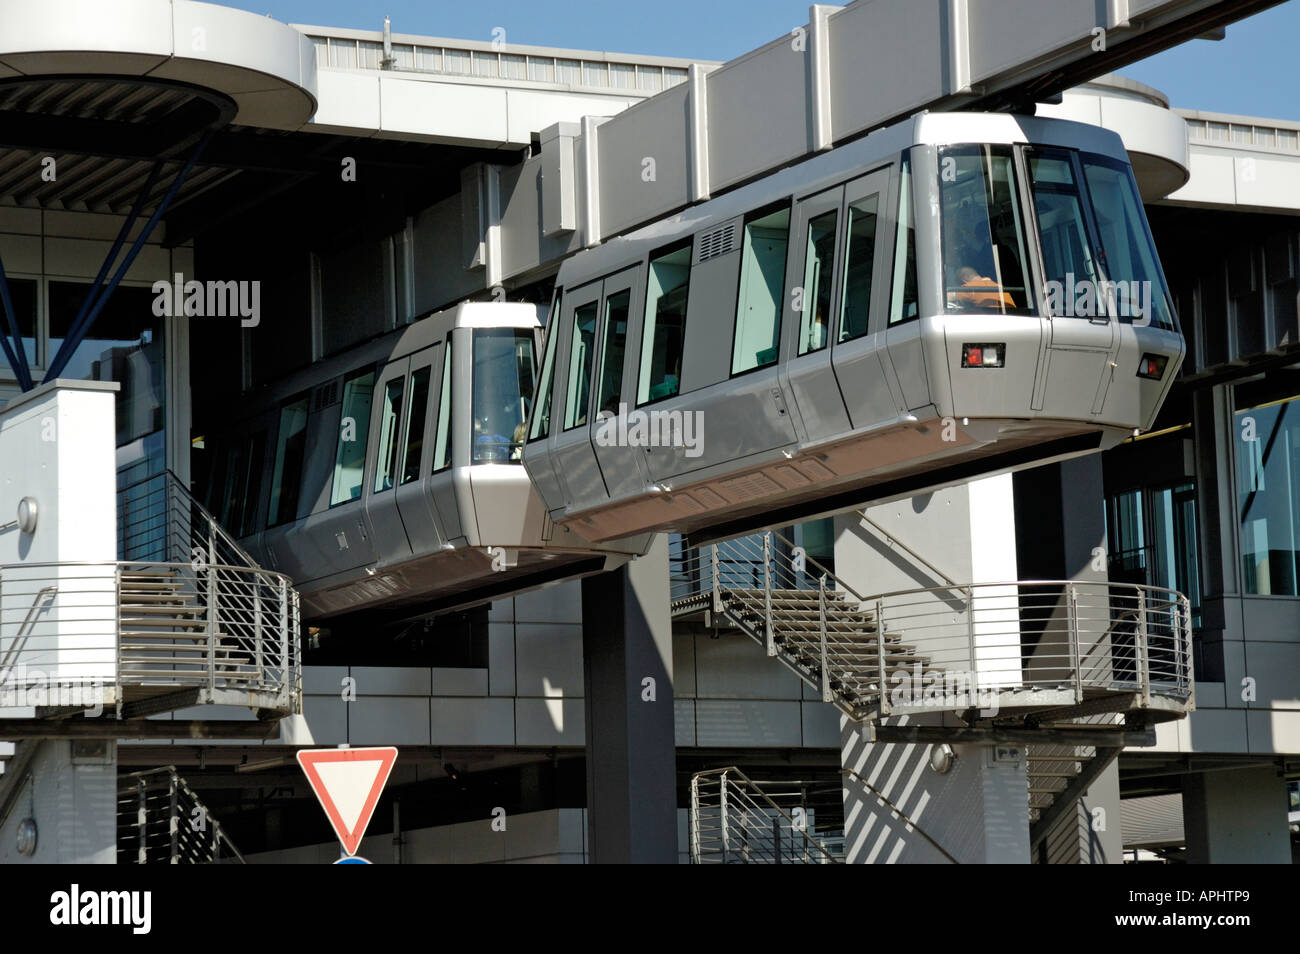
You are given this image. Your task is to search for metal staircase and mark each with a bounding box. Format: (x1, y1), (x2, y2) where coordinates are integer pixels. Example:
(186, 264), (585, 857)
(671, 531), (1195, 858)
(117, 766), (244, 864)
(689, 767), (841, 864)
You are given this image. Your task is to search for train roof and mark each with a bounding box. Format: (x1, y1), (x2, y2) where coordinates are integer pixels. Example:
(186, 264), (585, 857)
(228, 300), (540, 416)
(557, 112), (1129, 290)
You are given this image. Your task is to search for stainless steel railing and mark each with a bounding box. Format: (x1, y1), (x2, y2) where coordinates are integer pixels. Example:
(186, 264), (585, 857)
(117, 469), (262, 572)
(672, 533), (1194, 719)
(689, 767), (841, 864)
(0, 560), (300, 714)
(118, 766), (244, 864)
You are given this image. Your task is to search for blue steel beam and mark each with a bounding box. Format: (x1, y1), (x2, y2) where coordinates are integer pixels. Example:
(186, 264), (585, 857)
(0, 254), (34, 392)
(43, 131), (212, 386)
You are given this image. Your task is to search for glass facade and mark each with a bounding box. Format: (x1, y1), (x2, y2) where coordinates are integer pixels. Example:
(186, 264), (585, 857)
(1235, 395), (1300, 595)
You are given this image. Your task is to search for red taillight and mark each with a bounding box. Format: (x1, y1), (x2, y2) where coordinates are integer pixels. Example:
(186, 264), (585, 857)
(1137, 353), (1168, 380)
(961, 343), (1004, 368)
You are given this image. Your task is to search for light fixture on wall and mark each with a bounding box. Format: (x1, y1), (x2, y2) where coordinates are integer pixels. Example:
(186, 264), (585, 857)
(929, 743), (956, 775)
(16, 817), (37, 857)
(16, 497), (38, 534)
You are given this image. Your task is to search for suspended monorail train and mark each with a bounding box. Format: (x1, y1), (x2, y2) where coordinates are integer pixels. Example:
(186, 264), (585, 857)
(203, 302), (649, 621)
(523, 111), (1186, 543)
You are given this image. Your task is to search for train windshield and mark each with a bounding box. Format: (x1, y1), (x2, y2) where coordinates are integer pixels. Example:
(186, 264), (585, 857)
(939, 144), (1035, 315)
(472, 328), (536, 463)
(1078, 153), (1176, 330)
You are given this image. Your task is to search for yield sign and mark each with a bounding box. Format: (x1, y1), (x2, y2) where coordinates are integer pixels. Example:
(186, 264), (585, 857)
(296, 747), (398, 856)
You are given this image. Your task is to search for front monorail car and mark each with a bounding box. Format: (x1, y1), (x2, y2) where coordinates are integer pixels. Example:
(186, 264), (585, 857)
(203, 302), (649, 620)
(523, 112), (1185, 543)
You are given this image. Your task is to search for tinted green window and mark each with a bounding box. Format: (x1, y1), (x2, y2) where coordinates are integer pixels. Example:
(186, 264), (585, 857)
(330, 370), (374, 505)
(373, 377), (404, 492)
(733, 207), (789, 374)
(638, 245), (691, 404)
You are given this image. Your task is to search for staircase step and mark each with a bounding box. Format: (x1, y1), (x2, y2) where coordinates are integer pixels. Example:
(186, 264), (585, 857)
(118, 604), (205, 616)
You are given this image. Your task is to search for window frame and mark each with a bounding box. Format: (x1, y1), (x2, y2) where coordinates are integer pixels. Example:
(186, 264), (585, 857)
(729, 199), (792, 378)
(636, 237), (694, 408)
(328, 365), (378, 508)
(267, 391), (312, 528)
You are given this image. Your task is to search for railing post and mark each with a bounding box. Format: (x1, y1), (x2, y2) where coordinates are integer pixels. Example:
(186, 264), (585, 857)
(1181, 595), (1193, 694)
(279, 577), (290, 700)
(136, 778), (147, 864)
(773, 815), (781, 864)
(819, 574), (832, 703)
(254, 578), (264, 681)
(168, 773), (179, 864)
(719, 771), (729, 864)
(206, 562), (217, 696)
(965, 584), (976, 679)
(876, 596), (889, 715)
(763, 532), (774, 657)
(1067, 582), (1082, 703)
(710, 544), (721, 614)
(114, 564), (123, 719)
(1136, 588), (1150, 706)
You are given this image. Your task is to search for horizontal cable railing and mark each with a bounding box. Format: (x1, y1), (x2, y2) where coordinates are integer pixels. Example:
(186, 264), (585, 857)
(0, 561), (299, 713)
(117, 469), (261, 571)
(690, 767), (841, 864)
(118, 766), (244, 864)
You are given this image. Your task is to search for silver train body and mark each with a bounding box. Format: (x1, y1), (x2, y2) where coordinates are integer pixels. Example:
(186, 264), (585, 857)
(523, 112), (1186, 543)
(205, 302), (648, 621)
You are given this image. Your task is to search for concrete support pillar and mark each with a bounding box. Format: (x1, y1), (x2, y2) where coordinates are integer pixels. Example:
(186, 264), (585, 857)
(581, 536), (676, 863)
(0, 740), (117, 864)
(1183, 763), (1290, 863)
(840, 714), (1029, 863)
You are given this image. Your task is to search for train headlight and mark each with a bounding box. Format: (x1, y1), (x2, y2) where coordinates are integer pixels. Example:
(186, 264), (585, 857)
(961, 343), (1004, 368)
(1137, 353), (1167, 380)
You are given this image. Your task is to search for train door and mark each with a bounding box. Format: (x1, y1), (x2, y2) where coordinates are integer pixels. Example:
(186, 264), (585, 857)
(523, 296), (565, 516)
(1025, 147), (1116, 416)
(883, 158), (933, 410)
(428, 334), (463, 543)
(781, 185), (852, 442)
(590, 267), (651, 499)
(363, 357), (415, 563)
(830, 167), (902, 429)
(394, 344), (449, 554)
(306, 366), (381, 578)
(548, 280), (609, 511)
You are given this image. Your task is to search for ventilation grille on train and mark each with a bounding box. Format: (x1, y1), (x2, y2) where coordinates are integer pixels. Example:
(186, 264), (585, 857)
(312, 380), (339, 411)
(696, 222), (737, 263)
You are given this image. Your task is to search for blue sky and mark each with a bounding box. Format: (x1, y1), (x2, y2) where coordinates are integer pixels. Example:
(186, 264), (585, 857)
(229, 0), (1300, 121)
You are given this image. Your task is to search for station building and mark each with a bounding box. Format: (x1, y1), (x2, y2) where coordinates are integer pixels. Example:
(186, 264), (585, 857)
(0, 0), (1295, 864)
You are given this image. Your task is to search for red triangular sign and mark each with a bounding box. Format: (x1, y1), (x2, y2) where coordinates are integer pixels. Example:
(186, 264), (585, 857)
(297, 747), (398, 856)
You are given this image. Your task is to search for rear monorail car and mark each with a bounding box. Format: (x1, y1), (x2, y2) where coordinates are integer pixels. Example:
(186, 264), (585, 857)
(205, 302), (649, 620)
(523, 112), (1186, 543)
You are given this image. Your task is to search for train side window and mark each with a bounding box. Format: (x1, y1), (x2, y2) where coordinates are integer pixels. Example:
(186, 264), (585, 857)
(597, 289), (631, 416)
(401, 366), (432, 483)
(732, 206), (789, 374)
(329, 369), (375, 505)
(839, 194), (879, 341)
(565, 302), (598, 429)
(268, 396), (310, 526)
(637, 242), (691, 405)
(889, 158), (919, 325)
(373, 376), (405, 492)
(528, 290), (561, 442)
(221, 430), (265, 537)
(434, 341), (453, 471)
(939, 145), (1034, 314)
(798, 210), (838, 355)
